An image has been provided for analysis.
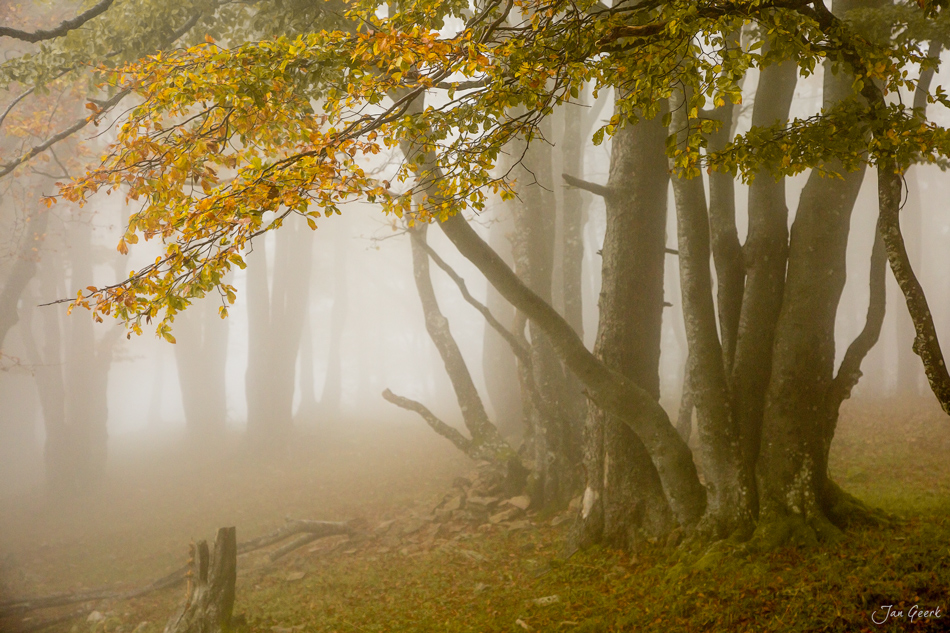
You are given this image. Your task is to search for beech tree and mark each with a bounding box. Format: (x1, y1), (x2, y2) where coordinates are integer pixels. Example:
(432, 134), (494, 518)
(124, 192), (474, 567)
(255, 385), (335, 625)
(9, 0), (950, 547)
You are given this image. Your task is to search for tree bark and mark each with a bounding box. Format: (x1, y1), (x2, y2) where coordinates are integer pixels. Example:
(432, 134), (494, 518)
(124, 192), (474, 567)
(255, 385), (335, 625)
(575, 107), (674, 549)
(164, 527), (236, 633)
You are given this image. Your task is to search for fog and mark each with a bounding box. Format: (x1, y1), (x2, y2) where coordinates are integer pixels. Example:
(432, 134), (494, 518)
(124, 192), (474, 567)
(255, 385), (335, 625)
(4, 3), (950, 628)
(3, 72), (950, 492)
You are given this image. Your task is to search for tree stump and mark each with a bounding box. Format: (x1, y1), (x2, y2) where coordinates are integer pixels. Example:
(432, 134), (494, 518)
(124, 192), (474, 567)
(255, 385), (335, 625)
(165, 527), (237, 633)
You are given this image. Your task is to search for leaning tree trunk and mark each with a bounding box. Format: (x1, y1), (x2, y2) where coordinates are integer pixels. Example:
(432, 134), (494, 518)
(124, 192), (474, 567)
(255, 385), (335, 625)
(165, 527), (237, 633)
(384, 223), (526, 493)
(571, 107), (675, 550)
(893, 41), (941, 397)
(438, 212), (707, 527)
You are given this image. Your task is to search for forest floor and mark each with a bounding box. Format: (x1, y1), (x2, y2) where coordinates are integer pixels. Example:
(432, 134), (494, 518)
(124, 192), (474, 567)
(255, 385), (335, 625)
(1, 397), (950, 632)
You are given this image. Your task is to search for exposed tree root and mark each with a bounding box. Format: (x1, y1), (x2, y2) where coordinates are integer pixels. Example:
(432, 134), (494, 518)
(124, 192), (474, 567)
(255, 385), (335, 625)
(825, 480), (892, 528)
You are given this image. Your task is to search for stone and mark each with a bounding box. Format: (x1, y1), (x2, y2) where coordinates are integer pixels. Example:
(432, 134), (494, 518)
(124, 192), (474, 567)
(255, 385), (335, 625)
(504, 495), (531, 511)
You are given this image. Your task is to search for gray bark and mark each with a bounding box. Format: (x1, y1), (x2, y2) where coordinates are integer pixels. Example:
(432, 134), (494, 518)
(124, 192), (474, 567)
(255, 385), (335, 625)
(575, 107), (675, 549)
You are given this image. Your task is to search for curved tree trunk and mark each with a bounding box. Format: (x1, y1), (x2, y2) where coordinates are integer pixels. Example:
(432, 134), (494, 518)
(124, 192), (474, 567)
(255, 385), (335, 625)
(439, 212), (707, 527)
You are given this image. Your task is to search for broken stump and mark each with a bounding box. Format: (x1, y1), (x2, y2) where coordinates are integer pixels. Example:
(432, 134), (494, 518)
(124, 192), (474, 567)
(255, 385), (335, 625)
(165, 527), (237, 633)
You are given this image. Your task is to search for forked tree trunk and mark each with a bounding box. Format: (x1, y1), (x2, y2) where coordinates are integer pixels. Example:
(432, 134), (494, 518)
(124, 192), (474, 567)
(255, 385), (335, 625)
(754, 2), (875, 541)
(574, 108), (674, 549)
(669, 86), (753, 539)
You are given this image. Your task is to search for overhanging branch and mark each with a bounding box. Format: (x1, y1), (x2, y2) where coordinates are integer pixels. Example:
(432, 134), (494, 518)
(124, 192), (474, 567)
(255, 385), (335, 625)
(0, 0), (115, 42)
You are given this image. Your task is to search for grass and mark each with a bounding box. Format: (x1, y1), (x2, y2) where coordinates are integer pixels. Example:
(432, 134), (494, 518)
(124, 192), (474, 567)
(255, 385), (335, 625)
(3, 397), (950, 633)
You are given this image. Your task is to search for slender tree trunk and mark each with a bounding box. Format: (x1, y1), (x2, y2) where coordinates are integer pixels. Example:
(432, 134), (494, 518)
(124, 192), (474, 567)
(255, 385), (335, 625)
(893, 41), (941, 396)
(402, 223), (516, 464)
(482, 206), (523, 437)
(575, 108), (675, 549)
(508, 123), (580, 508)
(559, 100), (590, 429)
(669, 86), (753, 539)
(730, 59), (798, 515)
(320, 220), (347, 416)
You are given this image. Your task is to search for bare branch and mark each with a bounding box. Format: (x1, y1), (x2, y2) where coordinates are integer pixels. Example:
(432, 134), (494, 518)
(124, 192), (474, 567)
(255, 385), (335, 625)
(0, 0), (115, 42)
(381, 388), (474, 454)
(828, 231), (886, 410)
(0, 88), (129, 179)
(562, 172), (613, 198)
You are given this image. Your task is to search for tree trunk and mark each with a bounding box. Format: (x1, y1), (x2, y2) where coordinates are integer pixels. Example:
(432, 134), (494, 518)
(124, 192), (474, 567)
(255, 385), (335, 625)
(730, 58), (798, 516)
(508, 124), (581, 508)
(245, 217), (313, 448)
(755, 1), (871, 544)
(320, 219), (347, 416)
(482, 206), (523, 437)
(0, 207), (48, 351)
(164, 527), (237, 633)
(575, 108), (675, 549)
(174, 296), (228, 439)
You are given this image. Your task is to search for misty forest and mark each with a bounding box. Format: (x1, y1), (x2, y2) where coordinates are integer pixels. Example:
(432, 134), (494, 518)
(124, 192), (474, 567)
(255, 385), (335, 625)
(4, 0), (950, 631)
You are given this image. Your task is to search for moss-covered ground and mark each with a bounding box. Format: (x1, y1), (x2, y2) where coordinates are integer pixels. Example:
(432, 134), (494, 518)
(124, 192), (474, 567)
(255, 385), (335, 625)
(2, 397), (949, 632)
